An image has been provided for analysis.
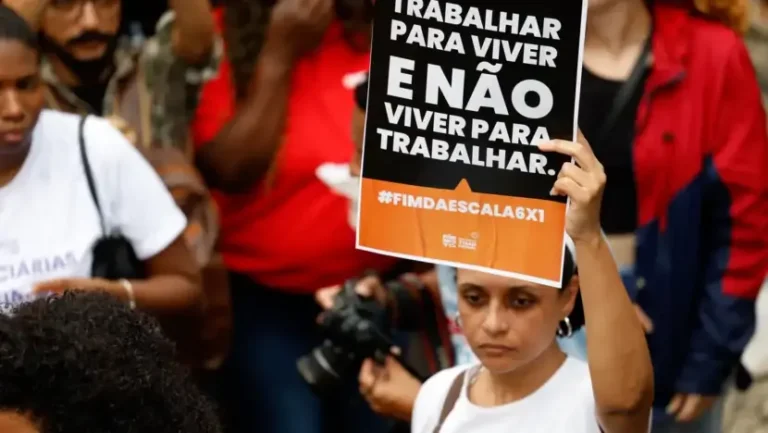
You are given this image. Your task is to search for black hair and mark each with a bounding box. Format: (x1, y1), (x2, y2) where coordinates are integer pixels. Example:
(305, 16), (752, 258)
(561, 250), (585, 332)
(0, 5), (39, 51)
(0, 291), (222, 433)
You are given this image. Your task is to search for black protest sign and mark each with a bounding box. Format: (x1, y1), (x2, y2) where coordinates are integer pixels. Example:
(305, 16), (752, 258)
(357, 0), (587, 286)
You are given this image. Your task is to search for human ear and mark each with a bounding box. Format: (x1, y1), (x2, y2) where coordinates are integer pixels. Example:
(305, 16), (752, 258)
(559, 275), (579, 319)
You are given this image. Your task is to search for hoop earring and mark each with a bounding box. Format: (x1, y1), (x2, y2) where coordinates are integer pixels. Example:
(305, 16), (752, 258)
(557, 317), (573, 338)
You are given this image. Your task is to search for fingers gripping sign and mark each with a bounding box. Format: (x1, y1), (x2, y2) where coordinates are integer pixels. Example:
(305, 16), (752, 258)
(538, 131), (606, 243)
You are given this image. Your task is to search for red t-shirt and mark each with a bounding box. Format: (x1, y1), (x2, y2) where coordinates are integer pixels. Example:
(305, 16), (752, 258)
(192, 10), (396, 292)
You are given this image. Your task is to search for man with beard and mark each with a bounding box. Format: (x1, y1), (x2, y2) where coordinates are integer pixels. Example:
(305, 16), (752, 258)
(5, 0), (230, 370)
(27, 0), (220, 151)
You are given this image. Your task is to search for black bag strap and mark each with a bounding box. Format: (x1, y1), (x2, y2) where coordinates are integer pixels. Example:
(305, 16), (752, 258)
(78, 115), (106, 235)
(432, 371), (465, 433)
(594, 37), (652, 147)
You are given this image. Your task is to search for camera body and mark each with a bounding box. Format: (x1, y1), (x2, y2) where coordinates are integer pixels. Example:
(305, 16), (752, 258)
(297, 278), (395, 396)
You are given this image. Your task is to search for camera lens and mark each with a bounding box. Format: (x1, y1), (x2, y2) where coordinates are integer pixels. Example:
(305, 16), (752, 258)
(296, 342), (356, 396)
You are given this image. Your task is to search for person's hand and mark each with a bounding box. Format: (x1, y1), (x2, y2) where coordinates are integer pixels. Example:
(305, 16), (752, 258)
(538, 130), (606, 244)
(358, 355), (421, 421)
(666, 393), (717, 422)
(262, 0), (334, 65)
(634, 304), (654, 333)
(3, 0), (48, 28)
(33, 277), (128, 300)
(315, 274), (388, 310)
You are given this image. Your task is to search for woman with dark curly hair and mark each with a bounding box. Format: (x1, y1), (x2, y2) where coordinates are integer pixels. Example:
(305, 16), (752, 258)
(0, 291), (222, 433)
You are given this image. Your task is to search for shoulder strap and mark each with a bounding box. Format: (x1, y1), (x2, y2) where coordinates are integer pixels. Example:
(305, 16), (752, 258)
(594, 37), (652, 147)
(79, 116), (107, 235)
(432, 371), (466, 433)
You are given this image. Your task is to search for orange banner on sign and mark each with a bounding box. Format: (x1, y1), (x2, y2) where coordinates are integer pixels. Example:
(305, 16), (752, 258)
(357, 178), (567, 286)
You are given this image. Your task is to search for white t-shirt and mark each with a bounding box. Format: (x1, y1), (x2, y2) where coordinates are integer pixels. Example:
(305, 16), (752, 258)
(412, 357), (601, 433)
(0, 110), (186, 307)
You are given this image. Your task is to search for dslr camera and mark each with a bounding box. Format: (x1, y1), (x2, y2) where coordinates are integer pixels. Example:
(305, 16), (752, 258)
(297, 277), (397, 396)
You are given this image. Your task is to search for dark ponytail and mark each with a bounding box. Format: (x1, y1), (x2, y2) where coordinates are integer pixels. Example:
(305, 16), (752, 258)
(561, 249), (585, 331)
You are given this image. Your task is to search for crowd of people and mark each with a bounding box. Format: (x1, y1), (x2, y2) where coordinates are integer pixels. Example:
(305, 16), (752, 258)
(0, 0), (765, 432)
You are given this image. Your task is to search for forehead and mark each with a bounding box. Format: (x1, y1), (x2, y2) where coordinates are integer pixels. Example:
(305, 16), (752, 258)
(0, 412), (39, 433)
(0, 40), (38, 81)
(457, 269), (536, 289)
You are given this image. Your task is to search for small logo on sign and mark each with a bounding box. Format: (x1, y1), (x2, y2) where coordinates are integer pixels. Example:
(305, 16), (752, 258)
(459, 237), (477, 250)
(442, 234), (457, 248)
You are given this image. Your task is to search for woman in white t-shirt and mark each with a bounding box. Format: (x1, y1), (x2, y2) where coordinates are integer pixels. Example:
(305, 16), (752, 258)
(410, 132), (653, 433)
(0, 6), (201, 315)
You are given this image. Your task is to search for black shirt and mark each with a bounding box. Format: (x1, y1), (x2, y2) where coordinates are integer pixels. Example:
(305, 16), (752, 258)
(578, 67), (648, 234)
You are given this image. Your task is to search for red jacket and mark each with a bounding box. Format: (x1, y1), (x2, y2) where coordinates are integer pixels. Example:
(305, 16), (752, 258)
(630, 4), (768, 405)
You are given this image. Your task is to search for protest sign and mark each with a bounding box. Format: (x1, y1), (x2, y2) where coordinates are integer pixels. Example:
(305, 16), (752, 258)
(357, 0), (588, 287)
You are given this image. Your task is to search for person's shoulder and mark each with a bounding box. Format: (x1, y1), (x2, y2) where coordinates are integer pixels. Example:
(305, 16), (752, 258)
(81, 116), (131, 146)
(556, 358), (601, 431)
(77, 115), (141, 168)
(654, 5), (747, 64)
(551, 357), (594, 401)
(689, 15), (745, 59)
(32, 110), (83, 153)
(422, 364), (470, 393)
(413, 365), (472, 432)
(418, 365), (473, 409)
(36, 109), (81, 133)
(563, 356), (592, 381)
(678, 8), (749, 66)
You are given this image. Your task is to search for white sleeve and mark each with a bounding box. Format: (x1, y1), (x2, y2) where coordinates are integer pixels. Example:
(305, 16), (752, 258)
(85, 117), (187, 260)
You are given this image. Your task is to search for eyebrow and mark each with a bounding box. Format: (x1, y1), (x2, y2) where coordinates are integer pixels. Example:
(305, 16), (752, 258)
(458, 283), (534, 292)
(458, 283), (482, 291)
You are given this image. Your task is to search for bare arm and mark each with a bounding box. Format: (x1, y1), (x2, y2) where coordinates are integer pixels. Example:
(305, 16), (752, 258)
(131, 235), (203, 316)
(575, 236), (653, 433)
(168, 0), (215, 65)
(541, 135), (653, 433)
(194, 0), (333, 193)
(195, 51), (293, 192)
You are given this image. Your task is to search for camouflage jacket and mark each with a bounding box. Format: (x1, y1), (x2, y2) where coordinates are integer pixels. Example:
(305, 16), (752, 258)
(42, 11), (222, 154)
